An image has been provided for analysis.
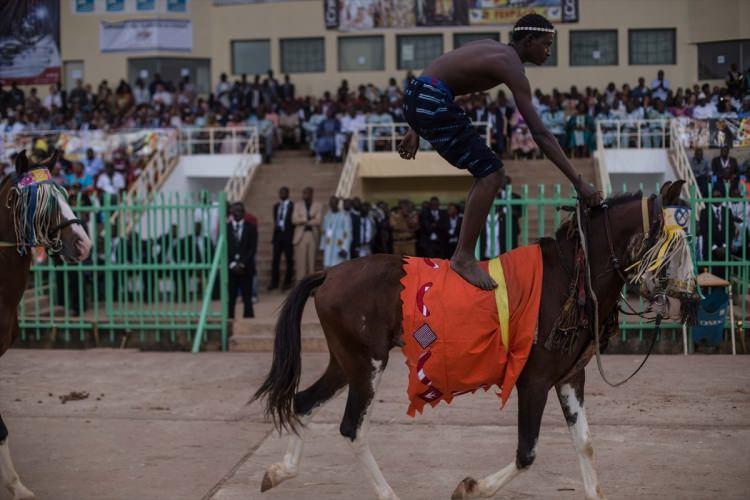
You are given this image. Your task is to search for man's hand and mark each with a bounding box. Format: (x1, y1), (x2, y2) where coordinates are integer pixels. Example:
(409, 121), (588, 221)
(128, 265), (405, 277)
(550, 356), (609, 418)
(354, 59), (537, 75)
(576, 181), (602, 208)
(398, 129), (419, 160)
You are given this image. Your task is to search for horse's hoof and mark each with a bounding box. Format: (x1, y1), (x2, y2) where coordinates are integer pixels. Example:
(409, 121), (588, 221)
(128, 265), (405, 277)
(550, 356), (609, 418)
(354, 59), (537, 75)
(11, 484), (35, 500)
(260, 471), (274, 493)
(260, 462), (295, 493)
(451, 477), (479, 499)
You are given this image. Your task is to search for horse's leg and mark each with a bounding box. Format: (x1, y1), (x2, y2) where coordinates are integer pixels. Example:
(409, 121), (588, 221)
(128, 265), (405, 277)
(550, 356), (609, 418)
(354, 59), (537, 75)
(261, 357), (347, 492)
(452, 385), (548, 499)
(556, 371), (606, 500)
(0, 413), (34, 500)
(340, 357), (398, 500)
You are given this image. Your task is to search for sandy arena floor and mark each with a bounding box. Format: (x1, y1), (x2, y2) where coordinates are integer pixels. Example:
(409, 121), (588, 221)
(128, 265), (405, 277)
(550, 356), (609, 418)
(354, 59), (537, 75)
(0, 350), (748, 500)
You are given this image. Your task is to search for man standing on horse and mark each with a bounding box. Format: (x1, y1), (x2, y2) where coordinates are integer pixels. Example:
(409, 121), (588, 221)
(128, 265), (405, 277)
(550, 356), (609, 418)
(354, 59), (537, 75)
(399, 13), (600, 290)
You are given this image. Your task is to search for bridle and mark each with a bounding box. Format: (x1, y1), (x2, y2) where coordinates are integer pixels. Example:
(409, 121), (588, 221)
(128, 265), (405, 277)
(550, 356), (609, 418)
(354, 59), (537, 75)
(578, 194), (667, 387)
(0, 172), (86, 254)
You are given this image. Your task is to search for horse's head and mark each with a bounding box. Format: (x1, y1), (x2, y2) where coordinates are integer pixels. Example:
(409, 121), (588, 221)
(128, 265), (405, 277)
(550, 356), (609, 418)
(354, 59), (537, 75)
(610, 180), (699, 323)
(10, 150), (91, 262)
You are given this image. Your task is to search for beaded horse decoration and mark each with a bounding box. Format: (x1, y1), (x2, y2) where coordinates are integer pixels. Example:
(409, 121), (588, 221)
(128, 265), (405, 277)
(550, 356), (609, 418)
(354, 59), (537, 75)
(7, 153), (69, 255)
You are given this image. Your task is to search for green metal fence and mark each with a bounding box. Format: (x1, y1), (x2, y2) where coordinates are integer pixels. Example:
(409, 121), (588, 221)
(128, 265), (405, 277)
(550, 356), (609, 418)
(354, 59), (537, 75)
(480, 183), (749, 346)
(18, 191), (229, 351)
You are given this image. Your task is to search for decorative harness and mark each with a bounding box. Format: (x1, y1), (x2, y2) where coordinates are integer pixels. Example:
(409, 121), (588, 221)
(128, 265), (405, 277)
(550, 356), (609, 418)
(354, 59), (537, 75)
(0, 169), (85, 254)
(581, 196), (666, 387)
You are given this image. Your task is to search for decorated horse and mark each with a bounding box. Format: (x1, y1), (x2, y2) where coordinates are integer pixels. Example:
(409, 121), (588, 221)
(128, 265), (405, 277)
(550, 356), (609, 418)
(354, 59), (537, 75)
(0, 151), (92, 499)
(253, 181), (699, 500)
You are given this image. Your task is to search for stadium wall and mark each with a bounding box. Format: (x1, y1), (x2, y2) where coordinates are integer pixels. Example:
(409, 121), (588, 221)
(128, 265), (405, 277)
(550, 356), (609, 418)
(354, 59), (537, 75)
(51, 0), (750, 97)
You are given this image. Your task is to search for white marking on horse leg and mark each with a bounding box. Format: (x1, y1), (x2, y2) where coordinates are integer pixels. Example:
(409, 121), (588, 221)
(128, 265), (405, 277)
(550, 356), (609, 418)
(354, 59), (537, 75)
(559, 384), (605, 500)
(451, 461), (524, 499)
(350, 360), (399, 500)
(0, 439), (34, 500)
(262, 385), (346, 492)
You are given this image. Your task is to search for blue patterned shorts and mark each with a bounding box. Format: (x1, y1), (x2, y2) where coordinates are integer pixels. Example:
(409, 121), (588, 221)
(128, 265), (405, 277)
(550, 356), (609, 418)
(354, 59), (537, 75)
(403, 76), (502, 178)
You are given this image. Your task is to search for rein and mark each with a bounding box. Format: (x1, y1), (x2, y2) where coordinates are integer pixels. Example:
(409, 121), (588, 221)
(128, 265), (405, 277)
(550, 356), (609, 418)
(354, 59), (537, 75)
(577, 197), (665, 388)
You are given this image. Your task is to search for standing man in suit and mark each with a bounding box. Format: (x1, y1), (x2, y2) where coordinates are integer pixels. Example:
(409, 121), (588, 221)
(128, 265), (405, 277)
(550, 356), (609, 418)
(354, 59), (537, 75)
(270, 186), (294, 290)
(292, 186), (323, 282)
(445, 203), (462, 258)
(227, 202), (257, 318)
(418, 196), (448, 258)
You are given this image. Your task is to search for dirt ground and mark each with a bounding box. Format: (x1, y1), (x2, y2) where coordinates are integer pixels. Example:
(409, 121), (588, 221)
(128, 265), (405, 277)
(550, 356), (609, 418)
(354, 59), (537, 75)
(0, 350), (748, 500)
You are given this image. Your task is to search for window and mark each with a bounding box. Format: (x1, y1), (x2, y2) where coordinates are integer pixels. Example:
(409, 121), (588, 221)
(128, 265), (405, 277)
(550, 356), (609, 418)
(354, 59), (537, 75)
(231, 40), (270, 76)
(338, 36), (384, 72)
(397, 34), (443, 70)
(281, 37), (325, 73)
(570, 30), (618, 66)
(453, 32), (499, 49)
(697, 40), (746, 80)
(629, 29), (675, 65)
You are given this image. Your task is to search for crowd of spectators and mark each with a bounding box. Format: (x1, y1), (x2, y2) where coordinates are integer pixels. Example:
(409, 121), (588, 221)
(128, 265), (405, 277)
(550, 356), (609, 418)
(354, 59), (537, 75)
(3, 65), (748, 168)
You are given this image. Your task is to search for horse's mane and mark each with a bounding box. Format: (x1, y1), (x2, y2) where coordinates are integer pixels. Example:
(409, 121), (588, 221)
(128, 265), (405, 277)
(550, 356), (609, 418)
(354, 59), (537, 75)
(553, 191), (643, 241)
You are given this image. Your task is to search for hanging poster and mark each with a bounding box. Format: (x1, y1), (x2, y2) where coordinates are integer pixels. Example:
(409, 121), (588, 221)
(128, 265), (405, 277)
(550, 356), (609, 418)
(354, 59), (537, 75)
(0, 0), (61, 84)
(100, 19), (192, 52)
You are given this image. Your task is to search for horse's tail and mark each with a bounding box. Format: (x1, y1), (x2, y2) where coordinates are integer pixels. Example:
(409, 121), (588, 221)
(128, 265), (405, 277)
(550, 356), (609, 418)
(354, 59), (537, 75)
(251, 271), (326, 433)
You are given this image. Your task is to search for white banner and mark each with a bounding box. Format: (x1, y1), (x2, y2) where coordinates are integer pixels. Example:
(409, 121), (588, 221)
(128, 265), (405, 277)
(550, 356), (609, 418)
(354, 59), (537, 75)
(100, 19), (192, 52)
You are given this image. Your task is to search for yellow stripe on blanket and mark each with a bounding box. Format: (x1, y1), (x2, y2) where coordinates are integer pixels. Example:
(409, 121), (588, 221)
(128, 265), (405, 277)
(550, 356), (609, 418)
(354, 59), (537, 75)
(488, 257), (510, 353)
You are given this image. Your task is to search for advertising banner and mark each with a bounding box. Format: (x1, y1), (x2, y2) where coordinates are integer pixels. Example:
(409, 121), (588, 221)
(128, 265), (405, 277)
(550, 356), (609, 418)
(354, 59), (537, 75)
(0, 0), (61, 85)
(333, 0), (578, 31)
(100, 19), (192, 52)
(674, 117), (750, 149)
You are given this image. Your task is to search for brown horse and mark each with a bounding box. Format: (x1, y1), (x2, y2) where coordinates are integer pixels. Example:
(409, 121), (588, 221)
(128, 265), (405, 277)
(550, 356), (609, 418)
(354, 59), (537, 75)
(254, 181), (698, 500)
(0, 151), (92, 499)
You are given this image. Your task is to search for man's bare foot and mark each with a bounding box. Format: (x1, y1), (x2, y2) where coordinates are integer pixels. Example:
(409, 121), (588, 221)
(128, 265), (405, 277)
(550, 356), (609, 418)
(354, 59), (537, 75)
(450, 257), (497, 290)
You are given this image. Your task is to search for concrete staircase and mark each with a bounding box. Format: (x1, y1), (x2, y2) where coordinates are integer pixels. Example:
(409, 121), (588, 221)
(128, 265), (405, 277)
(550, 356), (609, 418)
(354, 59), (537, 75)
(242, 151), (343, 289)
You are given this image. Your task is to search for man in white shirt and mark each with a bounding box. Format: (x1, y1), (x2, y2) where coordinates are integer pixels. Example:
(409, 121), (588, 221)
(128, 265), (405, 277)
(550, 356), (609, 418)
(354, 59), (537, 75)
(692, 93), (717, 119)
(651, 70), (670, 103)
(96, 163), (126, 196)
(338, 105), (366, 154)
(42, 83), (63, 110)
(151, 83), (173, 107)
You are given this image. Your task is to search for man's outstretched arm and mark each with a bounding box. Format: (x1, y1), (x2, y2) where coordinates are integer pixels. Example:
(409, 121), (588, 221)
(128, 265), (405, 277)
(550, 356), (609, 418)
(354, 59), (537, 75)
(506, 69), (600, 206)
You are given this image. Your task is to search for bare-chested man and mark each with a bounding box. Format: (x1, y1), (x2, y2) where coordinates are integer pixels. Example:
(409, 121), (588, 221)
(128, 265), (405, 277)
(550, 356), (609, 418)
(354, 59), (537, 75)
(398, 13), (600, 290)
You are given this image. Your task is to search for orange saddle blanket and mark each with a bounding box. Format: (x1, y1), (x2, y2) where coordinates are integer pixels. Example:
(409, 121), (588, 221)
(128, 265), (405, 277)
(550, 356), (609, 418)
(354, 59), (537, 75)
(400, 245), (543, 416)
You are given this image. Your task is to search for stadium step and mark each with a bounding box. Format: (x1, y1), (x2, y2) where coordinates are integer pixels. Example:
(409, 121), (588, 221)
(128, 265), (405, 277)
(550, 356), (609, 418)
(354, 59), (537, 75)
(242, 150), (342, 288)
(228, 287), (327, 352)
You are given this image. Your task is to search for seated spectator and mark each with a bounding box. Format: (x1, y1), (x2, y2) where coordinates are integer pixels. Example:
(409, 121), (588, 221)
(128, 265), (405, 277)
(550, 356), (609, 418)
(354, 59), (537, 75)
(314, 108), (342, 162)
(651, 70), (669, 102)
(541, 100), (566, 149)
(278, 102), (301, 148)
(247, 106), (275, 163)
(711, 146), (738, 182)
(81, 148), (105, 177)
(366, 100), (394, 151)
(66, 162), (93, 192)
(509, 110), (538, 159)
(151, 83), (173, 107)
(96, 163), (126, 197)
(302, 105), (325, 153)
(644, 99), (671, 148)
(692, 93), (717, 119)
(338, 104), (366, 154)
(566, 102), (594, 157)
(43, 83), (63, 111)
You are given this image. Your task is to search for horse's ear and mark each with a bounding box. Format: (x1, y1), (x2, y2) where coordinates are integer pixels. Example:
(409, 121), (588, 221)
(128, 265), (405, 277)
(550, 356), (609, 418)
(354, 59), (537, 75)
(658, 181), (673, 199)
(15, 150), (29, 177)
(42, 149), (58, 169)
(664, 180), (686, 205)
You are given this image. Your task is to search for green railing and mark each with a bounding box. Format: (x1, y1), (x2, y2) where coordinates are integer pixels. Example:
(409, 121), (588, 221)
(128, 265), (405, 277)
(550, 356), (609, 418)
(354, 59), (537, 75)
(479, 183), (749, 345)
(18, 191), (229, 351)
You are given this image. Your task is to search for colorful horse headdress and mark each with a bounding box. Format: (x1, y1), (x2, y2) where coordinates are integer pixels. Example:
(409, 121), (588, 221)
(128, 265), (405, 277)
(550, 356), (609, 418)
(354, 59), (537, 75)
(9, 166), (68, 255)
(627, 203), (696, 298)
